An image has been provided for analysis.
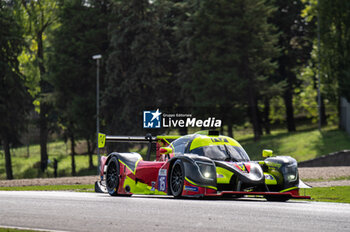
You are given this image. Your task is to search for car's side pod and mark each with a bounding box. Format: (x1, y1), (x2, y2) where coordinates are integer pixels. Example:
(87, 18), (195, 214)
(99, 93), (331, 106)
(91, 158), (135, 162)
(97, 152), (142, 185)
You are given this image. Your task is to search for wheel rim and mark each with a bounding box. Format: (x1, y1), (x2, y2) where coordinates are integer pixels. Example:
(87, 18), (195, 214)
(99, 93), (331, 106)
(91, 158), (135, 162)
(106, 160), (117, 191)
(171, 164), (183, 196)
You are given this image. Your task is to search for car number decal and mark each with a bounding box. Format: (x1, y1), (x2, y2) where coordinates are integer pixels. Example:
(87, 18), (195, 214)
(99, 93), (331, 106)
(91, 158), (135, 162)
(158, 169), (167, 192)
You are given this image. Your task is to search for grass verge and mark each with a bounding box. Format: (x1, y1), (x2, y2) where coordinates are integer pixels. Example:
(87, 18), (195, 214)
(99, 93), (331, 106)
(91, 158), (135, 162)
(303, 176), (350, 182)
(0, 228), (38, 232)
(0, 184), (94, 192)
(303, 186), (350, 203)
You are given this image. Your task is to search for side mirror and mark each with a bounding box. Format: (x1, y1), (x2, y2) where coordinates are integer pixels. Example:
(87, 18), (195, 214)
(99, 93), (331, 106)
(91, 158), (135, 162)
(262, 149), (273, 157)
(159, 147), (172, 155)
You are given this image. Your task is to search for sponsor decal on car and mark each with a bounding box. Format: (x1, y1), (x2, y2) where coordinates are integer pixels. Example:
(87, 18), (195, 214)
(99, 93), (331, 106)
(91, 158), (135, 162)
(151, 182), (156, 191)
(264, 174), (275, 180)
(184, 186), (199, 192)
(217, 174), (224, 178)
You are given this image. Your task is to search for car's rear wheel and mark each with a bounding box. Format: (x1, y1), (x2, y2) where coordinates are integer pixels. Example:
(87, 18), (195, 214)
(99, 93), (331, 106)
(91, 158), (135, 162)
(106, 156), (119, 196)
(170, 160), (185, 198)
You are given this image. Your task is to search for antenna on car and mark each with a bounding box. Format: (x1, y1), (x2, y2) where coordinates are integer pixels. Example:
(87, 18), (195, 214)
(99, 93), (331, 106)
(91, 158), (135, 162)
(145, 133), (153, 161)
(195, 130), (220, 136)
(208, 130), (220, 136)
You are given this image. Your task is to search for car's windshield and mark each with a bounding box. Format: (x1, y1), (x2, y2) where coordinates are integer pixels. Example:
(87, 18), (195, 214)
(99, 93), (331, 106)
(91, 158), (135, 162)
(190, 145), (250, 162)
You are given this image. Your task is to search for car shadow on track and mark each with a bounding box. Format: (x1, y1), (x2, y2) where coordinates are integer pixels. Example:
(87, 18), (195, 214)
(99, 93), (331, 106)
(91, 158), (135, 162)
(99, 193), (311, 204)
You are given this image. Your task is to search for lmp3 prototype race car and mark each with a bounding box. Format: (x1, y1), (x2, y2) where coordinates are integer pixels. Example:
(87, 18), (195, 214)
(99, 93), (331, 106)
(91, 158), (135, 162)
(95, 131), (310, 201)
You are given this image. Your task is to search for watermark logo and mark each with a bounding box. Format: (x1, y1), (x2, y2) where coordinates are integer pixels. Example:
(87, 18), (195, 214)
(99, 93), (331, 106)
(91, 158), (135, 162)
(143, 109), (162, 128)
(143, 109), (222, 128)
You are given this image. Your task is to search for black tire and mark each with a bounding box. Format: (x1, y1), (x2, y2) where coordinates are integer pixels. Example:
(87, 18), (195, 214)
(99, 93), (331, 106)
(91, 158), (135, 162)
(170, 160), (185, 198)
(265, 195), (290, 202)
(106, 156), (119, 196)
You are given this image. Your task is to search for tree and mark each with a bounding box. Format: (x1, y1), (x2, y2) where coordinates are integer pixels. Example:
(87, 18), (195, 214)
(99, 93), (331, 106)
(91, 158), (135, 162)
(184, 0), (279, 140)
(317, 0), (350, 122)
(19, 0), (58, 172)
(0, 1), (32, 179)
(155, 0), (193, 135)
(103, 0), (172, 136)
(271, 0), (313, 131)
(49, 0), (112, 174)
(300, 0), (350, 127)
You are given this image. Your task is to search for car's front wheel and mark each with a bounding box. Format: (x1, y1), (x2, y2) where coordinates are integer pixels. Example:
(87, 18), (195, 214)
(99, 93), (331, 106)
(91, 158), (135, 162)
(170, 160), (185, 198)
(106, 156), (119, 196)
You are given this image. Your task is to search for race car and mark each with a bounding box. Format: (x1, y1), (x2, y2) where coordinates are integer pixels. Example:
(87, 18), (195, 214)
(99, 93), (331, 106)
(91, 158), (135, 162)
(95, 131), (310, 201)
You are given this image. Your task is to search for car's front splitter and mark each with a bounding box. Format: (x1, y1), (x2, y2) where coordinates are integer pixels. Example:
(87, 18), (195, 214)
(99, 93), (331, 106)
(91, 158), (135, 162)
(204, 189), (310, 199)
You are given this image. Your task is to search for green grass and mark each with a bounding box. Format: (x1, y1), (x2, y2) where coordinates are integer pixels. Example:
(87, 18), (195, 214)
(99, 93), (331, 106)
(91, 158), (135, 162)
(238, 125), (350, 161)
(0, 184), (94, 192)
(304, 186), (350, 203)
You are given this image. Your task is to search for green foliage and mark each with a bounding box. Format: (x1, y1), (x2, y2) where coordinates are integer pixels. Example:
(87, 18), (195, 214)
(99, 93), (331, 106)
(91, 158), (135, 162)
(2, 0), (350, 182)
(183, 0), (279, 139)
(0, 1), (32, 179)
(103, 0), (173, 135)
(318, 1), (350, 102)
(271, 0), (314, 132)
(18, 0), (59, 96)
(49, 0), (110, 140)
(302, 0), (350, 107)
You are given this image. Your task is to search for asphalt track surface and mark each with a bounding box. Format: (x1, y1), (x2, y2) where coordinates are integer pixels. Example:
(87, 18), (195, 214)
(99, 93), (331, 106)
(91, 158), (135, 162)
(0, 191), (349, 232)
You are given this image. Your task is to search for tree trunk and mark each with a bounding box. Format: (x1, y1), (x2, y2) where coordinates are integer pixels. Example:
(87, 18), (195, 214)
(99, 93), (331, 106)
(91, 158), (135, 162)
(248, 84), (261, 141)
(320, 93), (327, 126)
(263, 98), (271, 135)
(37, 31), (49, 172)
(87, 139), (94, 169)
(178, 127), (188, 135)
(70, 132), (76, 176)
(39, 104), (48, 172)
(283, 88), (296, 132)
(3, 138), (13, 180)
(228, 123), (233, 138)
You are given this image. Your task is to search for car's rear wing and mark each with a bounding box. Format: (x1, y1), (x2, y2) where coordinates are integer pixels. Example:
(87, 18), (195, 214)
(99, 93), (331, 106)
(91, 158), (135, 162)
(98, 133), (180, 160)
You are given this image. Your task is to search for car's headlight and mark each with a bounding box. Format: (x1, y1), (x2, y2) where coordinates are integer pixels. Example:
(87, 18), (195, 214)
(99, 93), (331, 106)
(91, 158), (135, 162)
(283, 163), (298, 181)
(287, 174), (297, 181)
(196, 161), (215, 180)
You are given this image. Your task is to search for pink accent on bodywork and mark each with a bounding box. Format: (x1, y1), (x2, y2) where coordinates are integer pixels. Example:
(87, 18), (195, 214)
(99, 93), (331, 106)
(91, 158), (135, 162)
(233, 162), (251, 173)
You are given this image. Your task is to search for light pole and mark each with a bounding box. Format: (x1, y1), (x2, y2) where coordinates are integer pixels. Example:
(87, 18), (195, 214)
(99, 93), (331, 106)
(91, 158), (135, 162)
(92, 54), (102, 175)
